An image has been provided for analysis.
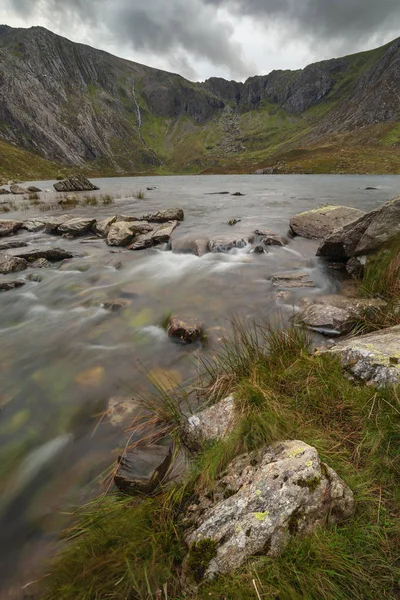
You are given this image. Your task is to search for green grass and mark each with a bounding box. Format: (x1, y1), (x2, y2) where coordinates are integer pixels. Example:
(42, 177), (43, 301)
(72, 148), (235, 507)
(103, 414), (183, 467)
(41, 320), (400, 600)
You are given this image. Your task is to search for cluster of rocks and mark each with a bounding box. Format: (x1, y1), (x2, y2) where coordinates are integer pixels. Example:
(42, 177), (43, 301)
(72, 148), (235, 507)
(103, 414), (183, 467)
(171, 229), (288, 257)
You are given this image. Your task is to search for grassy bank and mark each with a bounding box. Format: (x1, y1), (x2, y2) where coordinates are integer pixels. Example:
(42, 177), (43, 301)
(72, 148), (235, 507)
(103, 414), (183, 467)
(40, 315), (400, 600)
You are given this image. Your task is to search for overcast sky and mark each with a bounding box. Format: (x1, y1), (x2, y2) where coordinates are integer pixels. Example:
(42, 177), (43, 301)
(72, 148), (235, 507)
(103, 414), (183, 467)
(2, 0), (400, 81)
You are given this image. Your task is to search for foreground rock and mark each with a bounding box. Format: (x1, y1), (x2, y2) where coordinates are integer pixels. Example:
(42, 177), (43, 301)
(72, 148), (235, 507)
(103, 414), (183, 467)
(208, 236), (247, 253)
(0, 220), (23, 237)
(11, 247), (74, 262)
(10, 184), (27, 195)
(167, 316), (203, 344)
(114, 445), (172, 494)
(271, 271), (315, 288)
(53, 175), (99, 192)
(185, 440), (354, 578)
(0, 280), (25, 292)
(58, 217), (97, 236)
(171, 235), (209, 256)
(141, 208), (184, 223)
(106, 221), (153, 247)
(181, 396), (236, 452)
(322, 325), (400, 386)
(128, 221), (179, 250)
(317, 195), (400, 259)
(93, 216), (117, 237)
(0, 240), (28, 251)
(0, 255), (28, 274)
(290, 206), (365, 239)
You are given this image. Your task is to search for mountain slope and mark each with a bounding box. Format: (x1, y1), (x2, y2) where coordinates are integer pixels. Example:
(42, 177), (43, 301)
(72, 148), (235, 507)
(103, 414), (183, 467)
(0, 25), (400, 178)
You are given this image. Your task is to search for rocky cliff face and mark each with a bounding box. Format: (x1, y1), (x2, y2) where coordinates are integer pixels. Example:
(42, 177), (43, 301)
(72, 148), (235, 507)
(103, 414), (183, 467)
(0, 25), (399, 175)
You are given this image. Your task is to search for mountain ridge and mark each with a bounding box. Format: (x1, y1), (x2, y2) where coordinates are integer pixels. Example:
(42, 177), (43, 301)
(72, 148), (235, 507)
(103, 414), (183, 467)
(0, 25), (400, 179)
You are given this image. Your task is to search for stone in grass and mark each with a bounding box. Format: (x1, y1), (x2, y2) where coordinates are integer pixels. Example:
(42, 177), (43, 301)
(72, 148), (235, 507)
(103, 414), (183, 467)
(184, 440), (354, 579)
(181, 396), (236, 452)
(271, 271), (315, 288)
(295, 304), (353, 336)
(167, 316), (203, 344)
(114, 445), (173, 494)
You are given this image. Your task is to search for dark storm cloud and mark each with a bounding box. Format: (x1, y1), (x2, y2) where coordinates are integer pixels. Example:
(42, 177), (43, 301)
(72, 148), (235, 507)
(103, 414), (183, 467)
(8, 0), (400, 78)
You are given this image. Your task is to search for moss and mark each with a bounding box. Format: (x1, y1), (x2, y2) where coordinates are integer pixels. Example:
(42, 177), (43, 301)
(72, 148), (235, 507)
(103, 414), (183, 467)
(296, 476), (321, 492)
(288, 510), (303, 535)
(186, 538), (218, 583)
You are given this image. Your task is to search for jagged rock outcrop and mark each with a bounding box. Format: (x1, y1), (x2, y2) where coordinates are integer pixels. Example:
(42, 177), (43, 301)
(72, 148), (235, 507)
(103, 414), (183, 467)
(53, 175), (99, 192)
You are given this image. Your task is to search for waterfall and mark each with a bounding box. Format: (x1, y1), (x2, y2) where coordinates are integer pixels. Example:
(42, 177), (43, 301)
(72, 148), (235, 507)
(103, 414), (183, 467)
(132, 80), (142, 130)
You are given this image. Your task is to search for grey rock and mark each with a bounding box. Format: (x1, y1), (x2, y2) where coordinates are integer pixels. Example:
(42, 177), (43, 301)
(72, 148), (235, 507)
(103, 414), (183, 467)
(262, 235), (288, 246)
(107, 221), (153, 247)
(208, 237), (247, 253)
(295, 304), (353, 336)
(271, 271), (315, 288)
(346, 257), (364, 279)
(250, 244), (267, 254)
(167, 316), (203, 344)
(129, 221), (178, 250)
(317, 196), (400, 259)
(0, 279), (25, 292)
(321, 325), (400, 386)
(42, 214), (75, 234)
(140, 208), (184, 223)
(11, 247), (73, 262)
(31, 258), (50, 268)
(171, 235), (210, 256)
(0, 188), (10, 195)
(53, 175), (99, 192)
(58, 217), (97, 236)
(114, 445), (172, 495)
(0, 240), (28, 251)
(0, 255), (28, 274)
(101, 300), (131, 311)
(10, 184), (27, 195)
(290, 206), (365, 239)
(0, 220), (23, 238)
(181, 396), (236, 452)
(115, 215), (141, 223)
(22, 219), (47, 233)
(185, 440), (354, 577)
(27, 186), (42, 192)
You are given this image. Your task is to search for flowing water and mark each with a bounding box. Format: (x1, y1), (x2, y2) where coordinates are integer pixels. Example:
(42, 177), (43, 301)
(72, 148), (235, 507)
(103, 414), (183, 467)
(1, 174), (399, 595)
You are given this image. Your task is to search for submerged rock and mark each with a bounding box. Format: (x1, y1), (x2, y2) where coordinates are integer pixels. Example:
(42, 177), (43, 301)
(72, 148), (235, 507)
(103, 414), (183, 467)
(290, 205), (365, 239)
(171, 236), (209, 256)
(101, 300), (131, 311)
(181, 396), (236, 452)
(167, 316), (203, 344)
(0, 279), (25, 292)
(53, 175), (99, 192)
(321, 325), (400, 386)
(58, 217), (97, 236)
(107, 396), (137, 426)
(0, 255), (28, 274)
(263, 235), (288, 246)
(114, 445), (173, 494)
(250, 244), (267, 254)
(141, 208), (184, 223)
(317, 196), (400, 259)
(185, 440), (354, 578)
(271, 271), (315, 288)
(0, 220), (23, 237)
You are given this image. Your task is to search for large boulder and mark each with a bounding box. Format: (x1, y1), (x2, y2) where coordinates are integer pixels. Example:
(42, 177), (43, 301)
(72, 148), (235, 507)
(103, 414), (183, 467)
(140, 208), (184, 223)
(58, 218), (97, 236)
(321, 325), (400, 386)
(10, 184), (27, 195)
(0, 220), (23, 237)
(53, 175), (99, 192)
(106, 221), (153, 247)
(317, 196), (400, 259)
(185, 440), (354, 578)
(0, 255), (28, 274)
(128, 221), (179, 250)
(181, 396), (236, 452)
(290, 206), (365, 239)
(271, 271), (315, 288)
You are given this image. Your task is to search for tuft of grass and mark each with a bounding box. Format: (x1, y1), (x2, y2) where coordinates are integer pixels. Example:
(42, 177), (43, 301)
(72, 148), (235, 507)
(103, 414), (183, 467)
(100, 193), (114, 205)
(360, 237), (400, 300)
(135, 190), (145, 199)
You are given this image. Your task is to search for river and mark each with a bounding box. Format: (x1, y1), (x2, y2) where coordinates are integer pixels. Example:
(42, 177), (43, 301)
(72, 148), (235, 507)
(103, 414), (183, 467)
(1, 174), (399, 596)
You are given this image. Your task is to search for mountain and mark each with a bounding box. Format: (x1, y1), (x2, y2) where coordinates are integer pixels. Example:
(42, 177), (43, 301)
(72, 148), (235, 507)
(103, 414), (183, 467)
(0, 25), (400, 179)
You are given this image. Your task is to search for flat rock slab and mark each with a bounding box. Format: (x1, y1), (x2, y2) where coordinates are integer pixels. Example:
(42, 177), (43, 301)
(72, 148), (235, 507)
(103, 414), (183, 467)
(53, 175), (99, 192)
(141, 208), (184, 223)
(321, 325), (400, 386)
(181, 396), (236, 452)
(114, 445), (172, 494)
(0, 255), (28, 274)
(58, 218), (97, 236)
(0, 220), (23, 238)
(185, 440), (354, 578)
(11, 247), (74, 262)
(290, 206), (364, 239)
(271, 271), (315, 288)
(0, 280), (25, 292)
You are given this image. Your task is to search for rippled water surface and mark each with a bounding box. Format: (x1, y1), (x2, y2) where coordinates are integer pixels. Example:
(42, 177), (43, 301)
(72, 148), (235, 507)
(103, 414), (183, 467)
(1, 174), (399, 595)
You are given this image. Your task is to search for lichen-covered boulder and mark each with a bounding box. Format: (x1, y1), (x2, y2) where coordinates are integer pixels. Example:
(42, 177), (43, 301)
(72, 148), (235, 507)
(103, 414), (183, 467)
(321, 325), (400, 386)
(53, 175), (99, 192)
(140, 208), (184, 223)
(0, 255), (28, 274)
(0, 220), (23, 237)
(185, 441), (354, 579)
(167, 316), (203, 344)
(181, 396), (236, 452)
(290, 205), (364, 239)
